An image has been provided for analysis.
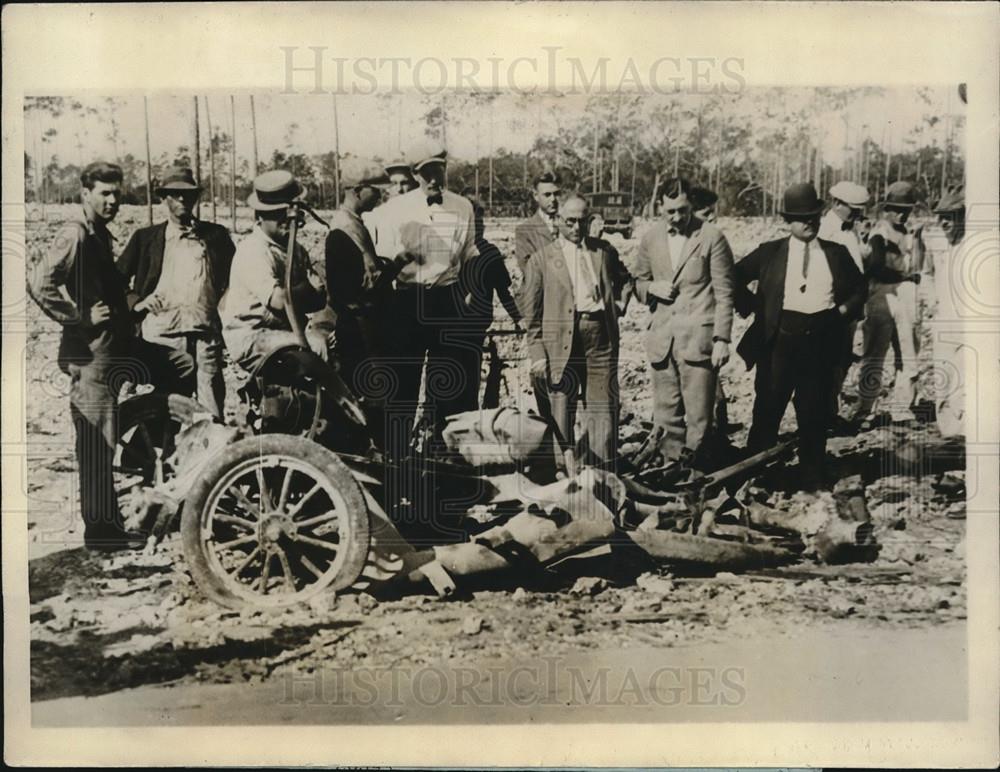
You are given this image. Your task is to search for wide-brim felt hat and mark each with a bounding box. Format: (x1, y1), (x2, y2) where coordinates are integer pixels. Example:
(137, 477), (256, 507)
(883, 181), (917, 208)
(156, 167), (201, 194)
(779, 182), (824, 216)
(247, 170), (304, 211)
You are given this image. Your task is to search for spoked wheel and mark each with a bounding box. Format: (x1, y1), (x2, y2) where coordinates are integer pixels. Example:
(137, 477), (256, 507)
(181, 435), (370, 609)
(115, 393), (211, 504)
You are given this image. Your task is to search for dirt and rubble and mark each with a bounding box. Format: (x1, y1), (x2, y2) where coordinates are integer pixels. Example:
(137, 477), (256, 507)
(21, 205), (966, 704)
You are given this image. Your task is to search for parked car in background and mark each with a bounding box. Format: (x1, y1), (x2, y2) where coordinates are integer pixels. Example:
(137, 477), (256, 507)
(584, 191), (635, 239)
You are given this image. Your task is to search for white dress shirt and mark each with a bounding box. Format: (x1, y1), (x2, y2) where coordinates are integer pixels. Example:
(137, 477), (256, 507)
(559, 237), (602, 313)
(782, 236), (834, 314)
(372, 188), (477, 287)
(819, 210), (864, 273)
(667, 229), (689, 267)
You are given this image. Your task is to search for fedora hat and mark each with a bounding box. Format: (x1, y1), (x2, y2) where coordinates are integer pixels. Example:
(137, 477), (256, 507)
(247, 170), (304, 211)
(156, 167), (200, 195)
(779, 182), (824, 217)
(829, 181), (870, 209)
(883, 181), (917, 209)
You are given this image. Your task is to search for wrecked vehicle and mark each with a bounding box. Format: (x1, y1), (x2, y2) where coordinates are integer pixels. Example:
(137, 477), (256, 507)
(111, 201), (879, 612)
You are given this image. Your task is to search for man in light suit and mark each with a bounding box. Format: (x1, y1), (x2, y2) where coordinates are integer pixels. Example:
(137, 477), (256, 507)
(514, 170), (561, 275)
(632, 177), (735, 471)
(521, 195), (621, 466)
(734, 183), (866, 491)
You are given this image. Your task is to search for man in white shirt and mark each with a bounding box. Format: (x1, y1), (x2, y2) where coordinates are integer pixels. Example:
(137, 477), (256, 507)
(819, 180), (871, 423)
(734, 183), (866, 491)
(371, 141), (479, 445)
(521, 195), (622, 466)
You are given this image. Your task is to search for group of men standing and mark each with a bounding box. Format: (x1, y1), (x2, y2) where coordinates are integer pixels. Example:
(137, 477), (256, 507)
(28, 142), (967, 551)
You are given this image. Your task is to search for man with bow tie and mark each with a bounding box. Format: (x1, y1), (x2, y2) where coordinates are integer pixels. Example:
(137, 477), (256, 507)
(632, 177), (736, 472)
(734, 183), (866, 491)
(371, 141), (479, 446)
(117, 168), (235, 418)
(521, 195), (622, 467)
(819, 181), (871, 423)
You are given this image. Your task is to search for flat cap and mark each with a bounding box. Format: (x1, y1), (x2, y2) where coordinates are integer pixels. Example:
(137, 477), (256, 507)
(407, 140), (448, 171)
(829, 181), (870, 208)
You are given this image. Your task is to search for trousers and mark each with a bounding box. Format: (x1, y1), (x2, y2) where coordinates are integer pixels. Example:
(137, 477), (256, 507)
(66, 338), (194, 544)
(747, 309), (842, 489)
(548, 316), (619, 466)
(651, 352), (717, 465)
(143, 329), (225, 419)
(856, 282), (919, 417)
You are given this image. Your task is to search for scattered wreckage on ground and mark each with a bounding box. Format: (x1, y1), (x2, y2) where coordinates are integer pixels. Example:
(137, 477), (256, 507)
(113, 342), (882, 612)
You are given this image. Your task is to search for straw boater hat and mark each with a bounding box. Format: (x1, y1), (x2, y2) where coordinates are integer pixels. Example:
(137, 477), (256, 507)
(383, 157), (412, 176)
(247, 170), (304, 211)
(779, 182), (824, 217)
(156, 167), (201, 195)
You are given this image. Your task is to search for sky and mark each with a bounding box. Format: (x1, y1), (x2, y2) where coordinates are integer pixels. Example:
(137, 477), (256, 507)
(24, 86), (965, 173)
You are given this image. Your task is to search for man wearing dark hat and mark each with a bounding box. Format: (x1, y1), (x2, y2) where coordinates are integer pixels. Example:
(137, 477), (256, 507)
(926, 185), (968, 437)
(632, 177), (735, 472)
(28, 161), (195, 550)
(853, 181), (924, 423)
(219, 170), (327, 373)
(734, 182), (865, 490)
(117, 167), (236, 418)
(371, 141), (479, 443)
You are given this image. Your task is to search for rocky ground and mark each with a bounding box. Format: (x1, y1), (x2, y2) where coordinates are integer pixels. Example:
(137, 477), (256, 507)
(21, 204), (966, 706)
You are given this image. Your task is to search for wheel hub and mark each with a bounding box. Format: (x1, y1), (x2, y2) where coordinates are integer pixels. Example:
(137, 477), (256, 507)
(261, 514), (295, 545)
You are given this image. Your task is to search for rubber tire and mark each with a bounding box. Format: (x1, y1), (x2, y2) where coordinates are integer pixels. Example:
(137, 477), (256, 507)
(180, 434), (371, 610)
(626, 529), (793, 570)
(116, 393), (209, 485)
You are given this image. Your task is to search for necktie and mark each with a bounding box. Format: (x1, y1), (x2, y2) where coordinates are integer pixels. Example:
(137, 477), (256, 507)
(426, 193), (443, 206)
(577, 245), (600, 304)
(800, 240), (811, 293)
(841, 220), (854, 232)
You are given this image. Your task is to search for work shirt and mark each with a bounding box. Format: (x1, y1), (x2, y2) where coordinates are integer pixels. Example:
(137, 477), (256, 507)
(27, 206), (132, 364)
(782, 236), (834, 314)
(219, 225), (317, 361)
(819, 210), (864, 273)
(559, 237), (602, 313)
(142, 220), (217, 338)
(372, 188), (477, 288)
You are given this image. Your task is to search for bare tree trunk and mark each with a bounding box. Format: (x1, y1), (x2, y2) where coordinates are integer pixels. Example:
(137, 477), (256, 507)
(592, 120), (599, 194)
(332, 94), (341, 205)
(230, 96), (237, 230)
(143, 96), (153, 225)
(193, 96), (202, 219)
(205, 97), (217, 222)
(673, 145), (680, 177)
(249, 94), (260, 177)
(630, 151), (637, 205)
(488, 101), (495, 210)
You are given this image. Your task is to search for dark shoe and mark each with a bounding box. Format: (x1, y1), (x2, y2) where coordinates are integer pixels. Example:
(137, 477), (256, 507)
(85, 529), (146, 552)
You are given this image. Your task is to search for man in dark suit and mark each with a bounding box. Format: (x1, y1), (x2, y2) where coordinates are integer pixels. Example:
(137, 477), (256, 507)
(632, 177), (735, 471)
(117, 168), (236, 418)
(734, 183), (866, 490)
(521, 195), (621, 466)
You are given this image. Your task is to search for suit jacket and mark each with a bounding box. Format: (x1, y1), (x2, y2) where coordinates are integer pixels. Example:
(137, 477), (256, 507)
(632, 217), (735, 365)
(521, 237), (620, 383)
(514, 211), (558, 274)
(117, 219), (236, 313)
(733, 236), (866, 368)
